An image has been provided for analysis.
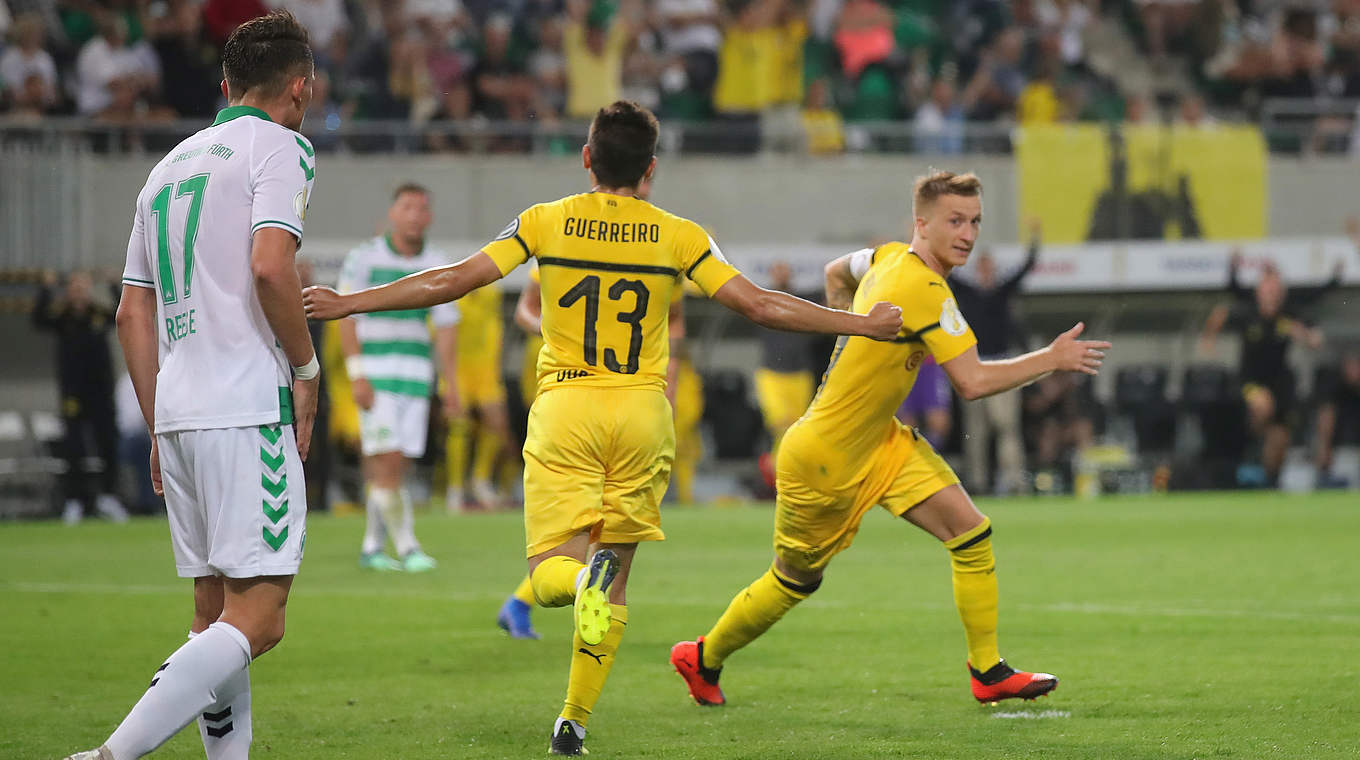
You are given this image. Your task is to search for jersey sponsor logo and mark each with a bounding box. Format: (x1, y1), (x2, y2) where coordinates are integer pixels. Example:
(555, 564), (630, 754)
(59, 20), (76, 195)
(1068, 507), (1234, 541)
(563, 216), (660, 243)
(940, 297), (969, 336)
(495, 217), (520, 241)
(555, 368), (590, 383)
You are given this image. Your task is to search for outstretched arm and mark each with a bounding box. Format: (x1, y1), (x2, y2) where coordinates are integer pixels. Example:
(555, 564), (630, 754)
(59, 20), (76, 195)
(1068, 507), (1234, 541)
(940, 322), (1109, 401)
(304, 252), (503, 319)
(1199, 303), (1230, 357)
(711, 273), (901, 339)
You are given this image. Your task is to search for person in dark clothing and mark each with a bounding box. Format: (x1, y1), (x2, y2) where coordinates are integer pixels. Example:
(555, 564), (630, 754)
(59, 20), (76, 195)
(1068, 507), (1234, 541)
(146, 0), (221, 118)
(1200, 252), (1340, 486)
(32, 270), (130, 524)
(753, 261), (818, 455)
(1316, 349), (1360, 487)
(950, 220), (1039, 494)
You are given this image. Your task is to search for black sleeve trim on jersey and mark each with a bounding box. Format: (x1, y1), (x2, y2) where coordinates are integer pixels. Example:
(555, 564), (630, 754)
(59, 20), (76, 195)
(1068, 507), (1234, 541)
(949, 525), (992, 552)
(513, 234), (531, 261)
(686, 249), (712, 277)
(889, 322), (939, 344)
(539, 256), (679, 277)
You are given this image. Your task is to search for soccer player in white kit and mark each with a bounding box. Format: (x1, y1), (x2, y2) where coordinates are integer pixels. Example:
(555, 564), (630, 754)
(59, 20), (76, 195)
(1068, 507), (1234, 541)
(337, 183), (456, 572)
(67, 12), (319, 760)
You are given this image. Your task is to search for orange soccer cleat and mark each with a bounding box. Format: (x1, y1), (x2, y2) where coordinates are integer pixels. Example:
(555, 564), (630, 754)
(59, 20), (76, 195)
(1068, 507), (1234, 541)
(670, 637), (726, 706)
(969, 660), (1059, 704)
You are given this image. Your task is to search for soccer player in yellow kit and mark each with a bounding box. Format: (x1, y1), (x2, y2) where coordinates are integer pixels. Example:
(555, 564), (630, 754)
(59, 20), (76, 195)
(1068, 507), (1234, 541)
(671, 171), (1113, 709)
(303, 100), (903, 755)
(445, 280), (511, 513)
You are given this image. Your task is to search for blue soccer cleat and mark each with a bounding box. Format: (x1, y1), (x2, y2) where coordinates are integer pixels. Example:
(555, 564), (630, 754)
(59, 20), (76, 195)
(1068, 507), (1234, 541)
(496, 596), (540, 640)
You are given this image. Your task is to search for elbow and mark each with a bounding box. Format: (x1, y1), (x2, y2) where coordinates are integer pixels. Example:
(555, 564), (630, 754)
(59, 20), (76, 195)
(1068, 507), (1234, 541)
(251, 257), (287, 288)
(115, 297), (140, 332)
(955, 378), (984, 402)
(746, 292), (778, 327)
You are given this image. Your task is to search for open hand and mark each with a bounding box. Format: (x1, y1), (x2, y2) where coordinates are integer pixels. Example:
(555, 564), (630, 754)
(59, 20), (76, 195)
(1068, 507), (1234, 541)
(1049, 322), (1111, 375)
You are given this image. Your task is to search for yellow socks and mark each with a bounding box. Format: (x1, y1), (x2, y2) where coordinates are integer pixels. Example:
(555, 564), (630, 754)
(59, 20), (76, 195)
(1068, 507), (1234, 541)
(702, 565), (818, 670)
(561, 604), (627, 726)
(471, 426), (502, 484)
(445, 417), (471, 492)
(512, 573), (536, 606)
(945, 517), (1000, 671)
(531, 555), (584, 608)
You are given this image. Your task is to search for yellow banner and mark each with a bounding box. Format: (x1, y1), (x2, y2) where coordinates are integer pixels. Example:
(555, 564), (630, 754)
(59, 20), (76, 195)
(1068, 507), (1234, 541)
(1016, 124), (1267, 243)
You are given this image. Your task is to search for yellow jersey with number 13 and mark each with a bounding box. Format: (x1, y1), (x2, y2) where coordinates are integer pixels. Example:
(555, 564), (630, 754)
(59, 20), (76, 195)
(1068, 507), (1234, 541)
(481, 192), (739, 393)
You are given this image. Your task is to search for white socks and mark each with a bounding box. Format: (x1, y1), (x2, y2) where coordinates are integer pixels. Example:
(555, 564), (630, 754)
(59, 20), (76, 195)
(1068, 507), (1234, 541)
(191, 631), (252, 760)
(104, 622), (251, 760)
(390, 488), (420, 558)
(362, 487), (393, 555)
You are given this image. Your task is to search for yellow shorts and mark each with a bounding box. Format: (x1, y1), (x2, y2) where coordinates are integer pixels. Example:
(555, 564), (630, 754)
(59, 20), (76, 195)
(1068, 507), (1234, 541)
(522, 386), (674, 557)
(456, 360), (506, 407)
(773, 422), (959, 573)
(754, 368), (815, 433)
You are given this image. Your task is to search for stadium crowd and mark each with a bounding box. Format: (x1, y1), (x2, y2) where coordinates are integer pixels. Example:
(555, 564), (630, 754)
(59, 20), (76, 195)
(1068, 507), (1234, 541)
(6, 1), (1360, 152)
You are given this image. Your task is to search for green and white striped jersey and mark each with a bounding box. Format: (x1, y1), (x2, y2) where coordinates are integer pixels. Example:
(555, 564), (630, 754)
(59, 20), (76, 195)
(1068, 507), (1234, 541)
(337, 235), (460, 398)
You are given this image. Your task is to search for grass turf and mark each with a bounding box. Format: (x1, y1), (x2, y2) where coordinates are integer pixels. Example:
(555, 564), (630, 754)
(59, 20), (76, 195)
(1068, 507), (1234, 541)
(3, 491), (1358, 759)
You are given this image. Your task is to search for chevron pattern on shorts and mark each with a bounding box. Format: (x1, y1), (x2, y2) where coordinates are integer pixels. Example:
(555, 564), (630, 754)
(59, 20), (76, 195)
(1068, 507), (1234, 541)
(260, 424), (288, 551)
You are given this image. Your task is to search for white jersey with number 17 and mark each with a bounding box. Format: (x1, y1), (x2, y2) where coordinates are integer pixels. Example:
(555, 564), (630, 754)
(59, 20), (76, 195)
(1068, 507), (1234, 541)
(121, 105), (317, 434)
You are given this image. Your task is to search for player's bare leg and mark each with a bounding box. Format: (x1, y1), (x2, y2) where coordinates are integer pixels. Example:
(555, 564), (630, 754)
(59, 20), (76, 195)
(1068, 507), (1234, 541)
(904, 485), (1057, 703)
(470, 402), (512, 508)
(529, 533), (633, 755)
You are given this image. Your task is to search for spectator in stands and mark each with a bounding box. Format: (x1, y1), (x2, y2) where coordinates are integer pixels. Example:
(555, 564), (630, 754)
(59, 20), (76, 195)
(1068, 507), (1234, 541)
(32, 270), (129, 525)
(655, 0), (722, 118)
(471, 14), (533, 124)
(712, 0), (784, 152)
(563, 0), (636, 119)
(1316, 348), (1360, 488)
(1, 12), (59, 114)
(144, 0), (220, 118)
(1200, 251), (1341, 487)
(1133, 0), (1196, 61)
(1017, 55), (1061, 123)
(914, 75), (965, 154)
(800, 76), (843, 153)
(275, 0), (350, 50)
(953, 219), (1041, 494)
(527, 15), (567, 118)
(202, 0), (270, 47)
(74, 12), (160, 116)
(962, 26), (1027, 121)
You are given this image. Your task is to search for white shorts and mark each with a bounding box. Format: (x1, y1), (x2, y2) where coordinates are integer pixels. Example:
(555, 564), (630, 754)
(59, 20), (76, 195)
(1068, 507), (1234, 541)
(358, 391), (429, 458)
(159, 423), (307, 578)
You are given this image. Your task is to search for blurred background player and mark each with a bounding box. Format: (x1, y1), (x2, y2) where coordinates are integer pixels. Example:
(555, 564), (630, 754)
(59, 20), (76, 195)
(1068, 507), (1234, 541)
(754, 260), (817, 456)
(1315, 347), (1360, 488)
(950, 219), (1040, 495)
(337, 183), (454, 572)
(444, 280), (513, 512)
(302, 100), (903, 756)
(32, 269), (130, 524)
(1200, 251), (1340, 487)
(896, 354), (953, 449)
(671, 171), (1109, 711)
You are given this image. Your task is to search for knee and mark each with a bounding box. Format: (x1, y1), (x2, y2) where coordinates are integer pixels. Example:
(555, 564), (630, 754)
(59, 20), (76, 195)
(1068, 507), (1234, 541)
(248, 615), (287, 658)
(772, 557), (823, 596)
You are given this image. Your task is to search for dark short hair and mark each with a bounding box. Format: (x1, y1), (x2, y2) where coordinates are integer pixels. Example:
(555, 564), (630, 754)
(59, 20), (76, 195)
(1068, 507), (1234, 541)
(392, 182), (431, 202)
(222, 11), (312, 99)
(587, 101), (659, 189)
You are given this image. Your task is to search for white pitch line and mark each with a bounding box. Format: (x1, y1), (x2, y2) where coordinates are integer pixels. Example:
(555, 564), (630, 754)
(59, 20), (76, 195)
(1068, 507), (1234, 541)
(991, 710), (1071, 720)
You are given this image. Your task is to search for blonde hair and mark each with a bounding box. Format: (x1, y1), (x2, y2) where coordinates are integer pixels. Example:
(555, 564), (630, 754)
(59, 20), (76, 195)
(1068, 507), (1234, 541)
(912, 170), (983, 217)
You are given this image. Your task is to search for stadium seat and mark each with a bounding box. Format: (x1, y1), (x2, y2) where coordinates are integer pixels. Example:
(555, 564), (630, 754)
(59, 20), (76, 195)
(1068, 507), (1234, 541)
(701, 371), (764, 460)
(1178, 364), (1247, 489)
(1114, 365), (1176, 454)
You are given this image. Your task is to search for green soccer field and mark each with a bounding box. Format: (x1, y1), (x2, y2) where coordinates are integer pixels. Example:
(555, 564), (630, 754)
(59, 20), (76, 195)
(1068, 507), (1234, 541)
(3, 492), (1358, 759)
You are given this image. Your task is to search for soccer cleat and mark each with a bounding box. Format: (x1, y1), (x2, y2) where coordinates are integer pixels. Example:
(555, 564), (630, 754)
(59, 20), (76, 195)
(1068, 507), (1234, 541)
(670, 637), (725, 706)
(497, 596), (540, 639)
(359, 551), (403, 571)
(446, 487), (467, 514)
(63, 748), (112, 760)
(471, 479), (500, 509)
(62, 499), (83, 526)
(969, 659), (1059, 704)
(574, 549), (620, 646)
(402, 550), (438, 573)
(549, 717), (587, 755)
